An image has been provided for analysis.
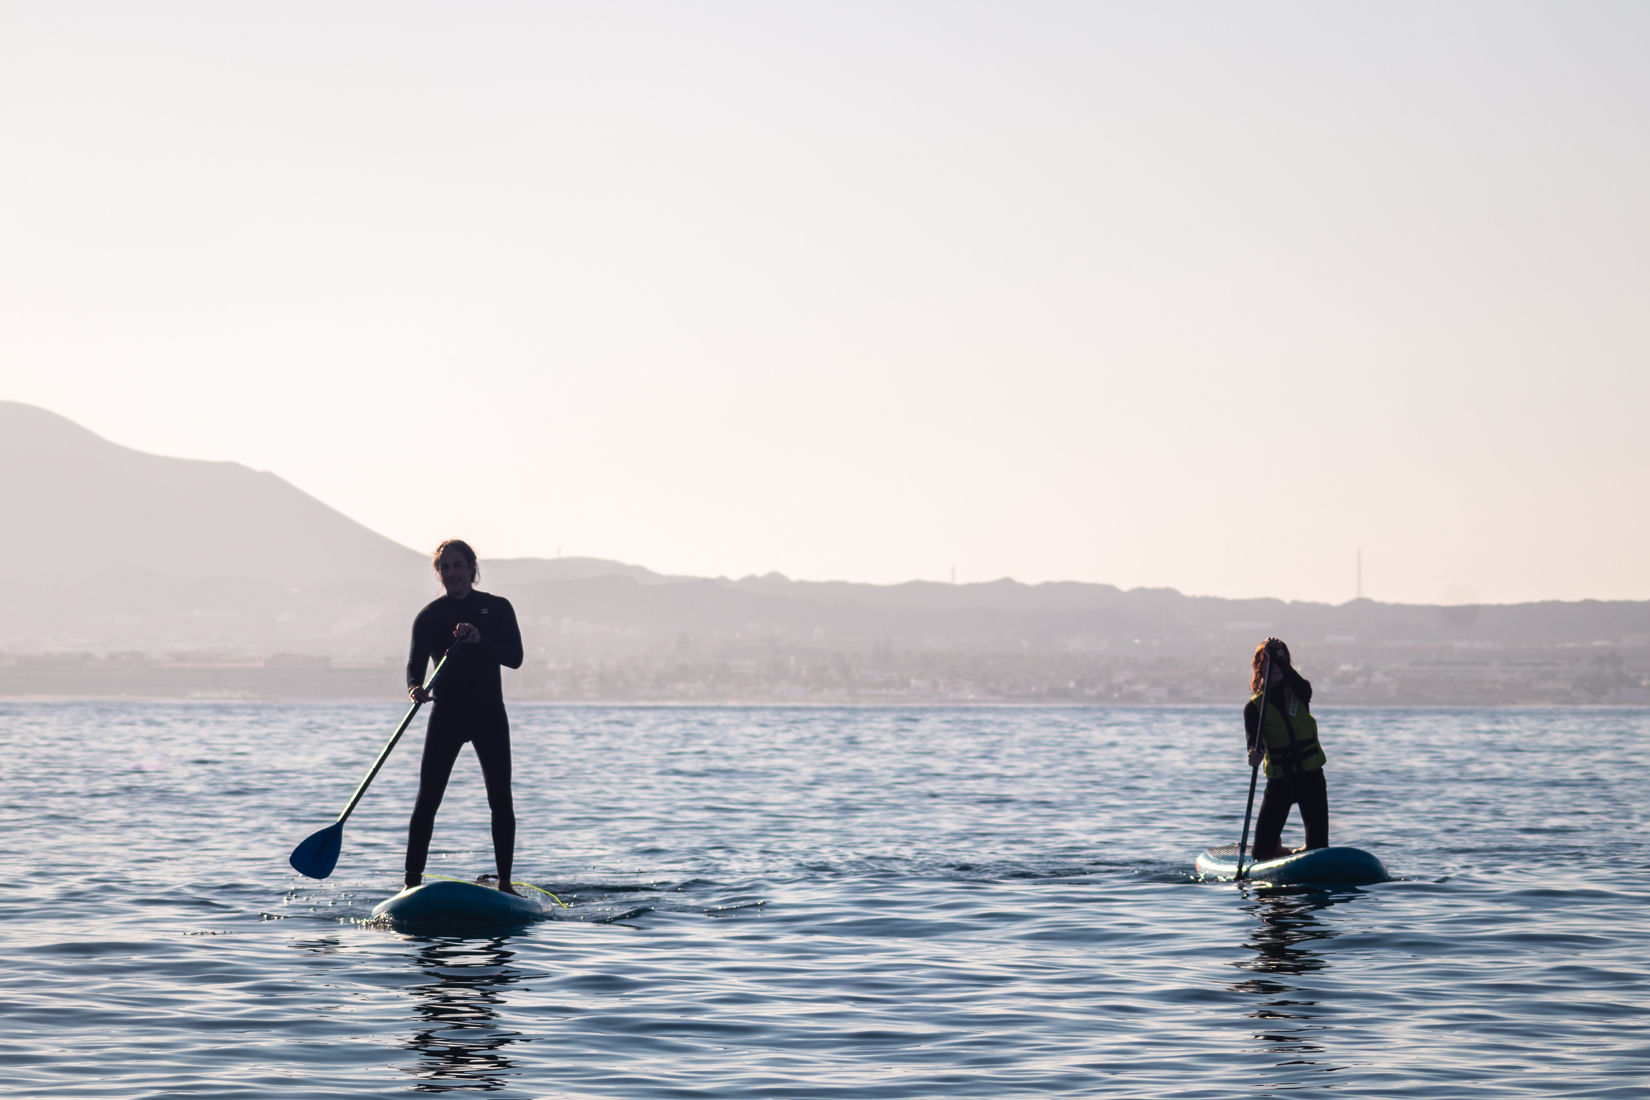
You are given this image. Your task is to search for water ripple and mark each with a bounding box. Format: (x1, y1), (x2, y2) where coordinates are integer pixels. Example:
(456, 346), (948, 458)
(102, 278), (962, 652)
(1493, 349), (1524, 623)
(0, 703), (1646, 1097)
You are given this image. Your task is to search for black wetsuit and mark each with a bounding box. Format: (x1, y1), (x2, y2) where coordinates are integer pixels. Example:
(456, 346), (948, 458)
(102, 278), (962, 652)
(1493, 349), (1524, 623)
(403, 590), (523, 881)
(1243, 666), (1329, 855)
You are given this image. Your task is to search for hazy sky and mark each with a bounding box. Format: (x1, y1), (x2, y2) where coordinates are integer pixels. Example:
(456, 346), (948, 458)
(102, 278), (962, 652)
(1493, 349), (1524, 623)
(3, 2), (1647, 605)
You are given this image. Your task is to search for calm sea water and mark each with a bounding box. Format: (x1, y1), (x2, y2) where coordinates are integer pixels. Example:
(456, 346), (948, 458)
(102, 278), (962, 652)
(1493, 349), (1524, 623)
(1, 702), (1646, 1098)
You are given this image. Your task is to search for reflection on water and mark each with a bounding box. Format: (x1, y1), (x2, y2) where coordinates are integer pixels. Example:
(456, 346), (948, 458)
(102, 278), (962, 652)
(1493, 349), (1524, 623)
(400, 937), (528, 1093)
(1231, 888), (1353, 1064)
(12, 705), (1647, 1098)
(289, 935), (347, 956)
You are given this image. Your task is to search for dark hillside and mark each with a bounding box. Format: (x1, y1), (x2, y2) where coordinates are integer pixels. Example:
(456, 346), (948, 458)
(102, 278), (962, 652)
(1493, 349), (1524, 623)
(1, 401), (424, 654)
(2, 403), (1647, 702)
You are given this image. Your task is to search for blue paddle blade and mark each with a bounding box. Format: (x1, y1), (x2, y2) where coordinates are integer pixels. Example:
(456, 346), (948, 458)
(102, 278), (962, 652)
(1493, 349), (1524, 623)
(289, 821), (343, 879)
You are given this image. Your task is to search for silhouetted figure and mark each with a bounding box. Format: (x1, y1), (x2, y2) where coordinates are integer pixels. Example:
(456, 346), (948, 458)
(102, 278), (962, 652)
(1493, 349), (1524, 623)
(1244, 638), (1328, 861)
(404, 539), (524, 894)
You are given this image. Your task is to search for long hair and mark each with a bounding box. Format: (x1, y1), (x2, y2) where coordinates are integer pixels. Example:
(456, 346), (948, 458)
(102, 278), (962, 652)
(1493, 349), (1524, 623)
(432, 538), (479, 584)
(1250, 639), (1289, 695)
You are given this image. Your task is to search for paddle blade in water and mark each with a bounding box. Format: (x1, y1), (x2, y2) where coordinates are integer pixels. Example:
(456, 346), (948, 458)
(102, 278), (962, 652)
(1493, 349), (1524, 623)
(289, 821), (343, 879)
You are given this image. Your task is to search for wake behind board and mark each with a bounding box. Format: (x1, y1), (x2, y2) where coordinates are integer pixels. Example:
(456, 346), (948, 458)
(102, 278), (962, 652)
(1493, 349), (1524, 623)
(371, 879), (548, 929)
(1196, 844), (1388, 886)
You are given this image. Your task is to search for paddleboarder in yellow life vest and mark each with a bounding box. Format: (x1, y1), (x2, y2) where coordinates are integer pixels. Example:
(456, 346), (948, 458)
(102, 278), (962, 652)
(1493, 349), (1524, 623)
(404, 539), (524, 895)
(1244, 638), (1328, 862)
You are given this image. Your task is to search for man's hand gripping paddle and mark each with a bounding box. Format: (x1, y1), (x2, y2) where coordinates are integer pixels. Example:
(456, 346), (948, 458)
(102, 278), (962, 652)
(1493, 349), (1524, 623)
(1234, 644), (1273, 882)
(288, 640), (464, 879)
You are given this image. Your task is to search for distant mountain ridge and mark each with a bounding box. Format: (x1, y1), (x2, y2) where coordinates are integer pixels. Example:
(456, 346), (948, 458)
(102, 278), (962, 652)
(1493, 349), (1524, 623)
(3, 401), (1649, 658)
(4, 401), (422, 587)
(501, 573), (1650, 650)
(2, 401), (424, 654)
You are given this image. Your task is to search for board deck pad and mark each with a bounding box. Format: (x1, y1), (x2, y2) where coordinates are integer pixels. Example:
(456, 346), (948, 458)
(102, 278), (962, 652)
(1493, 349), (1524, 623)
(1195, 844), (1389, 885)
(370, 879), (549, 928)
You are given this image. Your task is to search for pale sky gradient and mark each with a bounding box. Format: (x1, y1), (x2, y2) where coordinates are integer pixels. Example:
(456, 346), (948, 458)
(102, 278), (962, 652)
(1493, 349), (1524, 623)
(3, 2), (1647, 605)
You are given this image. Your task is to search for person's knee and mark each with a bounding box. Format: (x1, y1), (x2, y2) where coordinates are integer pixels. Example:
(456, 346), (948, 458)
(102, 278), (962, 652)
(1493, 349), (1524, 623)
(408, 795), (442, 822)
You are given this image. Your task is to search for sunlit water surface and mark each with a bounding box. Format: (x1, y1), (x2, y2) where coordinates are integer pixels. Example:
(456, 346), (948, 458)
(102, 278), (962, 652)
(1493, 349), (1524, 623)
(2, 703), (1646, 1098)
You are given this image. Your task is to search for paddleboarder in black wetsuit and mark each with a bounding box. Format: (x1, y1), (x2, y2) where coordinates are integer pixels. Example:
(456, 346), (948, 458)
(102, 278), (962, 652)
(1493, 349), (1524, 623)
(1244, 638), (1328, 862)
(404, 539), (524, 895)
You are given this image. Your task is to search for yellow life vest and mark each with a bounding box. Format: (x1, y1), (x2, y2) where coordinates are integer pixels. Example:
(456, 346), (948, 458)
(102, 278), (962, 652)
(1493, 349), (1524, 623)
(1251, 687), (1326, 779)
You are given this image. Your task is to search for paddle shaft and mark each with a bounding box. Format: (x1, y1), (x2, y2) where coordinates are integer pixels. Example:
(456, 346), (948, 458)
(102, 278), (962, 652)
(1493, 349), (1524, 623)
(1234, 650), (1272, 881)
(332, 641), (463, 826)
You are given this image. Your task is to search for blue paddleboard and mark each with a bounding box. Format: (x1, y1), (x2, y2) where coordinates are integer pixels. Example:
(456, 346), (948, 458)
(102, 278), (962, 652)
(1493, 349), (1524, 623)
(370, 879), (548, 928)
(1195, 844), (1389, 885)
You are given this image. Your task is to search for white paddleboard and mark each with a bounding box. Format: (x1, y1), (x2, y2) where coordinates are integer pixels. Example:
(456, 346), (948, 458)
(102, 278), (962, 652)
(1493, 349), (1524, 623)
(1195, 844), (1389, 885)
(370, 879), (548, 927)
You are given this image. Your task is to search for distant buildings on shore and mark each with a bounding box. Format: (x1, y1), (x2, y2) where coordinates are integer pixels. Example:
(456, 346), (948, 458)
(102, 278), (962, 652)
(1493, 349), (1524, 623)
(5, 638), (1646, 706)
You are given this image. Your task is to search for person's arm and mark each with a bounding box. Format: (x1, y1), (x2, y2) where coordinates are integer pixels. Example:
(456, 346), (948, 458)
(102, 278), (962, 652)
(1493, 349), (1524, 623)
(454, 599), (524, 669)
(1244, 699), (1264, 767)
(1280, 665), (1312, 705)
(406, 611), (433, 702)
(480, 599), (523, 670)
